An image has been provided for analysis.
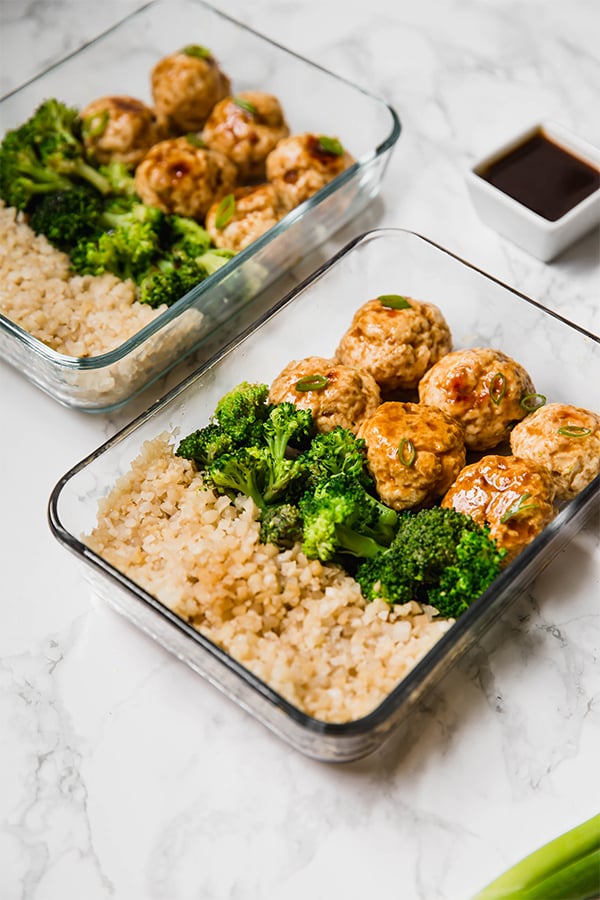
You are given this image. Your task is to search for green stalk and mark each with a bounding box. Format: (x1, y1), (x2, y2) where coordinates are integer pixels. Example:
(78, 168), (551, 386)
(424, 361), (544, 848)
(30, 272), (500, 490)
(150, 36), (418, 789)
(472, 814), (600, 900)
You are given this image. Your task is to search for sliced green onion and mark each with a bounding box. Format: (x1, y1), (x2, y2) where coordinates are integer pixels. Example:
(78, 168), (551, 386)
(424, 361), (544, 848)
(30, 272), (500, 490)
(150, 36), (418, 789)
(500, 492), (539, 524)
(185, 133), (207, 148)
(82, 109), (109, 139)
(557, 425), (592, 438)
(182, 44), (212, 59)
(232, 97), (257, 116)
(520, 393), (546, 412)
(378, 294), (412, 310)
(397, 438), (416, 467)
(317, 136), (344, 156)
(214, 193), (235, 229)
(472, 813), (600, 900)
(489, 372), (507, 405)
(295, 374), (329, 392)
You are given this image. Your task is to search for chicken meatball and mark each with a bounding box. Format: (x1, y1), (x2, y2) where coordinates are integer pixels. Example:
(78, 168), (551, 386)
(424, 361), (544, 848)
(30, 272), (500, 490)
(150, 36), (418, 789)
(79, 95), (160, 168)
(151, 45), (231, 134)
(418, 347), (535, 451)
(336, 295), (452, 394)
(442, 455), (557, 564)
(510, 402), (600, 501)
(268, 356), (380, 434)
(134, 136), (237, 220)
(205, 183), (284, 252)
(202, 92), (290, 182)
(356, 402), (466, 511)
(266, 133), (355, 212)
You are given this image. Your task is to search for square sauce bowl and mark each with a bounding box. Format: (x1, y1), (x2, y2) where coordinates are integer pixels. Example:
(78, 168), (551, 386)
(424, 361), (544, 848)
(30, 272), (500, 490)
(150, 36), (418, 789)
(466, 122), (600, 261)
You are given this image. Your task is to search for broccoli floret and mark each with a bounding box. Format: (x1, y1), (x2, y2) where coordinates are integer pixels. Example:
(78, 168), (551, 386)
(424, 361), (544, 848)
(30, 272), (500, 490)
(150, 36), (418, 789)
(166, 214), (212, 257)
(176, 383), (272, 467)
(213, 382), (272, 446)
(0, 99), (115, 211)
(207, 446), (270, 510)
(195, 247), (235, 276)
(176, 423), (236, 467)
(392, 506), (487, 585)
(299, 473), (398, 562)
(97, 161), (137, 197)
(0, 129), (73, 210)
(259, 503), (304, 548)
(136, 256), (206, 308)
(70, 200), (166, 281)
(260, 403), (313, 504)
(28, 185), (103, 251)
(428, 529), (507, 618)
(299, 425), (373, 491)
(355, 506), (505, 612)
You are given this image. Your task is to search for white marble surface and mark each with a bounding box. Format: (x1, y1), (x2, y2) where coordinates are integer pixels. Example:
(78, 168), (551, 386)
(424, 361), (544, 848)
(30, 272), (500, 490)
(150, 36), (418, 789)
(1, 1), (599, 898)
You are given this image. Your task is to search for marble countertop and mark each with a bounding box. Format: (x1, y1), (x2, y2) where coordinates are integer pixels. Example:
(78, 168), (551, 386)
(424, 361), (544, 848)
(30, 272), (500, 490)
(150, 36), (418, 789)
(1, 1), (599, 898)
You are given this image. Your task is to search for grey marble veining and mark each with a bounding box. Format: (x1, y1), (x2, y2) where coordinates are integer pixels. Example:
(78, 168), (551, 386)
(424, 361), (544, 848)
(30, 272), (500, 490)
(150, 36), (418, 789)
(1, 0), (599, 898)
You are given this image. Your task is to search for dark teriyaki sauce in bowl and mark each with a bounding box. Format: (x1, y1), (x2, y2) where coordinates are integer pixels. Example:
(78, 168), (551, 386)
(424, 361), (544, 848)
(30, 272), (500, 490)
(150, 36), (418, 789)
(478, 128), (600, 221)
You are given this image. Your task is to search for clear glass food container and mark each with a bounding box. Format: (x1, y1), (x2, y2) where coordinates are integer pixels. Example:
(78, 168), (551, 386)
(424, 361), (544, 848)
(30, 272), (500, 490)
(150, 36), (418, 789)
(0, 0), (400, 411)
(49, 229), (600, 762)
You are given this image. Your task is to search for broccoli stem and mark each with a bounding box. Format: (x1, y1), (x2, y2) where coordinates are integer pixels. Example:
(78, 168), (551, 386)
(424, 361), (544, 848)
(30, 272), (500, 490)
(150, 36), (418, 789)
(334, 523), (386, 559)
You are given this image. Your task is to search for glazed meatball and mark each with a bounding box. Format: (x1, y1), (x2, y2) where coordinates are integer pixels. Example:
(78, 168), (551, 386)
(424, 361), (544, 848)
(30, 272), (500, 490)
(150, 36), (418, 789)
(356, 402), (466, 511)
(268, 356), (380, 434)
(79, 96), (159, 168)
(510, 402), (600, 501)
(265, 133), (355, 212)
(336, 296), (452, 394)
(442, 455), (557, 564)
(205, 183), (284, 252)
(418, 347), (535, 451)
(202, 92), (290, 182)
(151, 45), (231, 134)
(134, 137), (237, 220)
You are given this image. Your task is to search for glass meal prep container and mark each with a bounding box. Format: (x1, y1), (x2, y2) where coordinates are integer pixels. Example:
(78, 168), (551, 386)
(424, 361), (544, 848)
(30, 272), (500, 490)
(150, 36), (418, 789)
(0, 0), (400, 412)
(49, 229), (600, 762)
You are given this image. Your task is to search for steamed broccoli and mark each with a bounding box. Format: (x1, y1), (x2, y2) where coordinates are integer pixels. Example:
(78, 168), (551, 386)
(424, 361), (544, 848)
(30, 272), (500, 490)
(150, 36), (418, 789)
(175, 423), (237, 468)
(177, 385), (314, 512)
(299, 473), (398, 562)
(259, 503), (304, 549)
(0, 99), (113, 210)
(28, 185), (103, 250)
(166, 214), (212, 257)
(213, 382), (273, 446)
(299, 426), (373, 492)
(176, 383), (273, 466)
(70, 199), (166, 281)
(136, 256), (206, 308)
(208, 446), (270, 510)
(355, 506), (505, 612)
(201, 400), (313, 508)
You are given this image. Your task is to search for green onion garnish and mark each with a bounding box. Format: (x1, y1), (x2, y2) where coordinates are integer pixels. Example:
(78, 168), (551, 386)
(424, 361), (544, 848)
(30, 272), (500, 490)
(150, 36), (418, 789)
(378, 294), (412, 310)
(397, 438), (416, 467)
(472, 814), (600, 900)
(489, 372), (507, 405)
(520, 393), (546, 412)
(232, 97), (257, 116)
(500, 492), (539, 523)
(295, 374), (329, 392)
(185, 133), (207, 148)
(82, 109), (109, 139)
(317, 136), (344, 156)
(557, 425), (592, 438)
(182, 44), (212, 59)
(214, 194), (235, 229)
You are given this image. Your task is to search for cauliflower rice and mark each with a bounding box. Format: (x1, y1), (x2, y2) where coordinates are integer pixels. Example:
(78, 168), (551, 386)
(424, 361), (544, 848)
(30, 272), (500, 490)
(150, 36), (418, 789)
(86, 434), (453, 723)
(0, 202), (164, 357)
